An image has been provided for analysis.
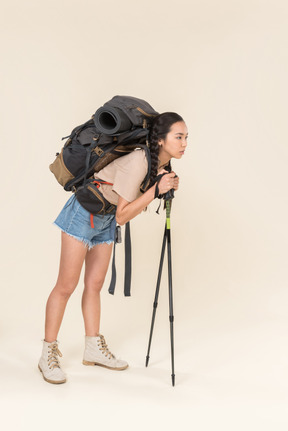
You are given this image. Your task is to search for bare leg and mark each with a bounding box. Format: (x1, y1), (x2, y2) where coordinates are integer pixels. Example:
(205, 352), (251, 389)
(45, 232), (87, 342)
(82, 243), (113, 336)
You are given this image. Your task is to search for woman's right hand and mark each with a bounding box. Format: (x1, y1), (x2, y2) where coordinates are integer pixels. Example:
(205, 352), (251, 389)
(157, 170), (178, 195)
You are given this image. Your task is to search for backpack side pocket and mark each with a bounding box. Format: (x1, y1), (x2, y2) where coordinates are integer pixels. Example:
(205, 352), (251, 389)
(49, 149), (75, 187)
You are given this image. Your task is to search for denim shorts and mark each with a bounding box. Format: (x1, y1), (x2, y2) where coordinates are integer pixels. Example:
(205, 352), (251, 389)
(54, 195), (116, 249)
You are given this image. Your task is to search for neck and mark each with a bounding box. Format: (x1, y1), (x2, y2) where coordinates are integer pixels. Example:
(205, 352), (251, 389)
(158, 149), (171, 169)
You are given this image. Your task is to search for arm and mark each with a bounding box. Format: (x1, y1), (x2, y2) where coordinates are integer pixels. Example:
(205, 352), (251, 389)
(116, 171), (179, 226)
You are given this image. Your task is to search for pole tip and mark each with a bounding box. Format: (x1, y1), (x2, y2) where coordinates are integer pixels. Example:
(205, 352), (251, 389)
(171, 374), (175, 386)
(145, 356), (150, 367)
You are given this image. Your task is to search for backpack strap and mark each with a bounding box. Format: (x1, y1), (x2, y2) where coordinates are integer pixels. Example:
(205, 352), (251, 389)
(154, 173), (167, 199)
(108, 222), (132, 297)
(83, 142), (96, 186)
(153, 169), (176, 213)
(61, 118), (93, 142)
(108, 240), (117, 295)
(124, 222), (132, 297)
(64, 135), (101, 191)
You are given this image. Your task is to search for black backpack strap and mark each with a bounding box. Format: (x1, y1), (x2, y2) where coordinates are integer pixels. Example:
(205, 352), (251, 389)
(108, 222), (132, 296)
(108, 240), (117, 295)
(154, 172), (167, 199)
(82, 135), (101, 186)
(62, 118), (94, 141)
(153, 171), (176, 213)
(124, 222), (132, 297)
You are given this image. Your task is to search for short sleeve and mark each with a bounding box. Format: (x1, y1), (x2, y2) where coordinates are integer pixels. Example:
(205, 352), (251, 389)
(112, 150), (148, 202)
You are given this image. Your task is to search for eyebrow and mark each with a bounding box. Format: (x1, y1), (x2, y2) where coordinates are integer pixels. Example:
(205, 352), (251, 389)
(175, 133), (188, 136)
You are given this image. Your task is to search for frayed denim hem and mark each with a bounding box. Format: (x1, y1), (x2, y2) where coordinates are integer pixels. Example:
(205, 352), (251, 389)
(53, 223), (114, 250)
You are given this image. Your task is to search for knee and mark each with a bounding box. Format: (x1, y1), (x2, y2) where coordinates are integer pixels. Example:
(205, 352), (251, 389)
(54, 280), (78, 299)
(84, 277), (105, 294)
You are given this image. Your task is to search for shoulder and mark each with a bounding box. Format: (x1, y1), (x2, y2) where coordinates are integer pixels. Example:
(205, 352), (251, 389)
(122, 148), (147, 162)
(116, 149), (148, 169)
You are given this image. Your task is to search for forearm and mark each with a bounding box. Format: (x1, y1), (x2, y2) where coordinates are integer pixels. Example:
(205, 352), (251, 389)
(116, 185), (156, 225)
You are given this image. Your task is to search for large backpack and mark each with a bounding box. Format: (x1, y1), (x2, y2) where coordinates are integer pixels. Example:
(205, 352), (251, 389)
(50, 95), (158, 199)
(50, 95), (159, 296)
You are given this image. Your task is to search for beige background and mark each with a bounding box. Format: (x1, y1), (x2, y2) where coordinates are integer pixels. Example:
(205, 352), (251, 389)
(0, 0), (287, 430)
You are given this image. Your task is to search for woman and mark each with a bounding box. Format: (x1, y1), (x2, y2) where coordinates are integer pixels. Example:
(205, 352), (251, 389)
(38, 112), (188, 384)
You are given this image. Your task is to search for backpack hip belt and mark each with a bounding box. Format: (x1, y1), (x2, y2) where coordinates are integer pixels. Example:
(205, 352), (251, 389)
(75, 178), (116, 217)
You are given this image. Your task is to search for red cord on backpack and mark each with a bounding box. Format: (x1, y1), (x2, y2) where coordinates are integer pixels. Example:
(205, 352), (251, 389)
(92, 180), (113, 188)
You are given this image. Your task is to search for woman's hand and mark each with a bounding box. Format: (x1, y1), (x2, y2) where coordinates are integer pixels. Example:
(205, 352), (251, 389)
(158, 170), (179, 195)
(115, 171), (179, 226)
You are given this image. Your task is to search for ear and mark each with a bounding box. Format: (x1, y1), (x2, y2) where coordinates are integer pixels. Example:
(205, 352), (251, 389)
(158, 138), (163, 147)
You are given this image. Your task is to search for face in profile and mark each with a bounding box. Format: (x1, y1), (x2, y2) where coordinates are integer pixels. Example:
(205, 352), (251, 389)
(159, 121), (188, 160)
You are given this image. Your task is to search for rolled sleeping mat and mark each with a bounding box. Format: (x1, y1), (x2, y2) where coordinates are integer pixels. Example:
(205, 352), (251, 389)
(94, 106), (132, 135)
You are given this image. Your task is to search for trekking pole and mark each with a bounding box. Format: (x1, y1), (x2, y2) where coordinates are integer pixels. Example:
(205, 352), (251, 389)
(145, 189), (176, 386)
(145, 226), (167, 368)
(165, 198), (175, 386)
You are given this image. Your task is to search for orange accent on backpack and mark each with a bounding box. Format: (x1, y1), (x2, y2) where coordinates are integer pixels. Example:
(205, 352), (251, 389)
(90, 213), (94, 228)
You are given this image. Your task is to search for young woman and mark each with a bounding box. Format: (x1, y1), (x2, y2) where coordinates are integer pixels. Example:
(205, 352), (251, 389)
(38, 112), (188, 384)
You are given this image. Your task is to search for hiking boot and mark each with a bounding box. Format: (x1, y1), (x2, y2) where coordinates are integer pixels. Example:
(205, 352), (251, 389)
(83, 335), (128, 370)
(38, 340), (67, 384)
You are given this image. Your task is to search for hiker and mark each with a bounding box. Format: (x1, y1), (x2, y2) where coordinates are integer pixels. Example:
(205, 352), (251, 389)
(38, 112), (188, 384)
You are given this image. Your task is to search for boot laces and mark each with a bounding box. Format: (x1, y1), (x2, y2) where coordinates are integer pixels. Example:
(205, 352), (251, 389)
(98, 335), (115, 360)
(48, 342), (63, 369)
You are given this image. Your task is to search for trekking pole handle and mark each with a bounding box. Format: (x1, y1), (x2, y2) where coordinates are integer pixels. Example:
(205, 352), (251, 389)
(163, 188), (174, 201)
(163, 174), (178, 201)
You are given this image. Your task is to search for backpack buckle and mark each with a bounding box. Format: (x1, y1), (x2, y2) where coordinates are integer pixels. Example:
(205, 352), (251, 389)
(94, 146), (104, 157)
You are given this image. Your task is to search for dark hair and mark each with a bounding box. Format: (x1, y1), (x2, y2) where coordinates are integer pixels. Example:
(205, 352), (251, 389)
(148, 112), (184, 183)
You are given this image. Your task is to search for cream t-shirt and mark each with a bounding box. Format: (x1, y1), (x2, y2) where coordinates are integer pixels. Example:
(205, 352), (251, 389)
(94, 149), (148, 205)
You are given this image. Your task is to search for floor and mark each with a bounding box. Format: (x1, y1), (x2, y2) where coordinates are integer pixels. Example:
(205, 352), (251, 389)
(1, 311), (287, 431)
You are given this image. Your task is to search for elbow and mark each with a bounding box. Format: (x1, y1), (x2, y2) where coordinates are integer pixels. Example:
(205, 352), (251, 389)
(116, 216), (125, 226)
(116, 202), (133, 225)
(115, 213), (126, 226)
